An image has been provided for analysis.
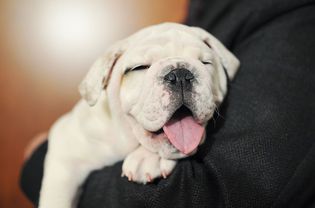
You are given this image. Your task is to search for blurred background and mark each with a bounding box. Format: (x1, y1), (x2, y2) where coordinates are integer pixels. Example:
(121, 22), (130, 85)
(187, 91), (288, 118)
(0, 0), (187, 207)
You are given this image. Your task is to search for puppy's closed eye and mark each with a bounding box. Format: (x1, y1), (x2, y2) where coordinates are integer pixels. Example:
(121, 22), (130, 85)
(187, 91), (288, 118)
(125, 65), (151, 74)
(201, 61), (213, 65)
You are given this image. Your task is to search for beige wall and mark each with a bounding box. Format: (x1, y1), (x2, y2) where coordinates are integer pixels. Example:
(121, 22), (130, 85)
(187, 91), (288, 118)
(0, 0), (187, 207)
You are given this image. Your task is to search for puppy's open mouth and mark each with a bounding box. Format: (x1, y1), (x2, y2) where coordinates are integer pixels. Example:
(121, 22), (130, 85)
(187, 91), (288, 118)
(151, 106), (205, 155)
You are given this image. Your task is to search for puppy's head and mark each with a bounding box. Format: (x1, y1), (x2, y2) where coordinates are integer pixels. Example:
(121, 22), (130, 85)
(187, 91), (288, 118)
(79, 23), (240, 159)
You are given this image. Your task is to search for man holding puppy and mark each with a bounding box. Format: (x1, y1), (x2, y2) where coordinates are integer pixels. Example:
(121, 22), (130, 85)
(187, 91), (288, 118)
(21, 0), (315, 207)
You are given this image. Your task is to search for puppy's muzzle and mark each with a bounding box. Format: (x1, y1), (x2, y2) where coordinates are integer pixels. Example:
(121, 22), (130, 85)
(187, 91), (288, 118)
(164, 68), (195, 91)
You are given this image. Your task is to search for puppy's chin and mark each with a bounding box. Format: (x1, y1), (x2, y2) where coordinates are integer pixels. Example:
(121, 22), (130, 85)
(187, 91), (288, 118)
(142, 127), (203, 160)
(140, 106), (209, 159)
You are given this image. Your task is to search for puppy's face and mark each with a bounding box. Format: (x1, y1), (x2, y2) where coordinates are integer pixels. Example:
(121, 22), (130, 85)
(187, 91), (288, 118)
(79, 23), (240, 160)
(119, 33), (220, 159)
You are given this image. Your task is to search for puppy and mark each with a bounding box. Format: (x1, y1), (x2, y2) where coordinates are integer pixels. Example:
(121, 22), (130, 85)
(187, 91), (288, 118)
(38, 23), (240, 208)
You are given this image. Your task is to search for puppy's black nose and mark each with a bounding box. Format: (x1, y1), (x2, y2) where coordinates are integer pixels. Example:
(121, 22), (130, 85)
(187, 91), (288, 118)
(164, 68), (194, 88)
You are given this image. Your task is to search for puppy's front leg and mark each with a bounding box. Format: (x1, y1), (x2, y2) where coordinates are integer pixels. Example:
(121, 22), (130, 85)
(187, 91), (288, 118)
(39, 158), (91, 208)
(122, 146), (177, 183)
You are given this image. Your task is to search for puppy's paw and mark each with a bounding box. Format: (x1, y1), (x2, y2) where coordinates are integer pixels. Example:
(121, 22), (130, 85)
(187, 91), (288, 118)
(122, 146), (176, 184)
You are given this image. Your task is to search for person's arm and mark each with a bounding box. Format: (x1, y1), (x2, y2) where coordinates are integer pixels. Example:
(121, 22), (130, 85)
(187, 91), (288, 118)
(20, 136), (47, 206)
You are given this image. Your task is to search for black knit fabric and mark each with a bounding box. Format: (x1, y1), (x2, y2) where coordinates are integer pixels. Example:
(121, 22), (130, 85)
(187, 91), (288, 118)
(20, 0), (315, 207)
(20, 141), (47, 207)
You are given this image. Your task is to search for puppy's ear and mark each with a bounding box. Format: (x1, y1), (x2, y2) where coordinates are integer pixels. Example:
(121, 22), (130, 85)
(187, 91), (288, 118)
(190, 27), (240, 80)
(79, 41), (126, 106)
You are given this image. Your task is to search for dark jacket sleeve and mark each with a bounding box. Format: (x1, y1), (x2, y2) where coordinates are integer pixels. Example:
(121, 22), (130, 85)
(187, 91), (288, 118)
(20, 0), (315, 207)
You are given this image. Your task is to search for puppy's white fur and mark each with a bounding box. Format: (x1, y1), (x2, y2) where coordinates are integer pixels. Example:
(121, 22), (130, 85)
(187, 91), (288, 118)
(39, 23), (239, 208)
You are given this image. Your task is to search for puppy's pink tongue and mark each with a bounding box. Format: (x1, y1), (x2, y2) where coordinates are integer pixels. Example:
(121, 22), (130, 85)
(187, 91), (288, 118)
(163, 115), (204, 155)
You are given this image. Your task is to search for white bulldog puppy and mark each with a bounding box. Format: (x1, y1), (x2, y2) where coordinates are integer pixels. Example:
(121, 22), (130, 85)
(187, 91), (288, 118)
(39, 22), (240, 208)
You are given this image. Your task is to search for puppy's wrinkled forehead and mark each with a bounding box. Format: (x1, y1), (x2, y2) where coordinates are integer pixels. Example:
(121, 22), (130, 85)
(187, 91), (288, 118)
(123, 29), (212, 65)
